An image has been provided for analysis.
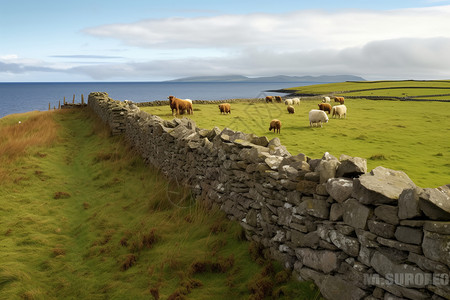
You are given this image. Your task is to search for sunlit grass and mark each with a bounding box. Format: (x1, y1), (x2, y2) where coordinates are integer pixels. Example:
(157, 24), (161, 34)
(141, 97), (450, 188)
(0, 109), (321, 299)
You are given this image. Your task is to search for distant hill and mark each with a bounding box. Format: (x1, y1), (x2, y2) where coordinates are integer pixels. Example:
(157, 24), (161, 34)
(166, 74), (366, 83)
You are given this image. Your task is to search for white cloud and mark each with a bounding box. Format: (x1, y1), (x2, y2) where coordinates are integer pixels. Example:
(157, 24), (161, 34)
(83, 6), (450, 52)
(67, 37), (450, 80)
(0, 54), (19, 60)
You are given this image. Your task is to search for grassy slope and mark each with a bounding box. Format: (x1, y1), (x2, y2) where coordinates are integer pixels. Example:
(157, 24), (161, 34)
(142, 96), (450, 188)
(284, 80), (450, 100)
(0, 109), (322, 300)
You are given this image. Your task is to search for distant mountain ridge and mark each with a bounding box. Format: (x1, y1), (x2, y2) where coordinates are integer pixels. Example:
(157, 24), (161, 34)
(166, 74), (365, 83)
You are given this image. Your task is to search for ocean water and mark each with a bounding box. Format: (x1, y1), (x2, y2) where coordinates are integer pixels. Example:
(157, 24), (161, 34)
(0, 81), (319, 118)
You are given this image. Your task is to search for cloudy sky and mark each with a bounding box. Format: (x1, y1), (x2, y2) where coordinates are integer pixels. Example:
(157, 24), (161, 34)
(1, 0), (450, 81)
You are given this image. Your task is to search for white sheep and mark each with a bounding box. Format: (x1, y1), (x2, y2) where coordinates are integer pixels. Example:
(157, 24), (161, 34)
(331, 105), (347, 118)
(284, 99), (293, 106)
(292, 97), (301, 105)
(309, 109), (329, 127)
(322, 96), (331, 103)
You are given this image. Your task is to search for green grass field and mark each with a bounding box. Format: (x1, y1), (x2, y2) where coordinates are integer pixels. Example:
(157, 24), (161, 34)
(0, 109), (322, 300)
(141, 83), (450, 188)
(284, 80), (450, 100)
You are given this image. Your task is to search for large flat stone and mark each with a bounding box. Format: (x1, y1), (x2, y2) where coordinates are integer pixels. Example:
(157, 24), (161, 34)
(422, 230), (450, 267)
(352, 166), (416, 205)
(343, 198), (371, 229)
(318, 275), (367, 300)
(336, 155), (367, 178)
(295, 248), (339, 274)
(326, 178), (353, 203)
(418, 186), (450, 220)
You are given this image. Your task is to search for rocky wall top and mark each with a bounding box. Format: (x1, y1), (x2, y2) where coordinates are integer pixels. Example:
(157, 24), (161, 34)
(88, 92), (450, 300)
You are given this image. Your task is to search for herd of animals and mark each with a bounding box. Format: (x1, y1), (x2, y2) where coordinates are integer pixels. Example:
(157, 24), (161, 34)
(167, 95), (347, 134)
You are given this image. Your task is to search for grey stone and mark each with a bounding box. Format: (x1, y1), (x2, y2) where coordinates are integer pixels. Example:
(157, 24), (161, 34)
(352, 166), (416, 205)
(304, 171), (320, 183)
(374, 205), (399, 225)
(330, 203), (344, 221)
(394, 226), (423, 245)
(250, 135), (269, 147)
(398, 188), (422, 220)
(424, 221), (450, 235)
(316, 159), (340, 184)
(343, 198), (371, 229)
(408, 252), (449, 274)
(336, 155), (367, 178)
(326, 178), (354, 203)
(419, 187), (450, 220)
(318, 275), (367, 300)
(297, 267), (326, 285)
(297, 198), (329, 219)
(356, 229), (379, 248)
(336, 224), (355, 235)
(245, 209), (258, 227)
(295, 248), (339, 273)
(376, 236), (422, 254)
(296, 180), (318, 195)
(422, 230), (450, 267)
(370, 251), (428, 288)
(277, 207), (292, 226)
(264, 155), (284, 170)
(368, 220), (396, 239)
(322, 151), (338, 161)
(329, 229), (360, 257)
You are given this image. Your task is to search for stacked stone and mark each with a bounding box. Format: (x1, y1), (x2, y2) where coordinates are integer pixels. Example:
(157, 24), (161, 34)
(88, 92), (129, 135)
(88, 93), (450, 300)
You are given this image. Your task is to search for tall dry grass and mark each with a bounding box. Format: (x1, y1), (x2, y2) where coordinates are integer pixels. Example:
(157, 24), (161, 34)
(0, 111), (59, 182)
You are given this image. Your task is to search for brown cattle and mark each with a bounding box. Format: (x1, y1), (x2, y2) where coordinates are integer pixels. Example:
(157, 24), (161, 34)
(334, 96), (345, 104)
(168, 95), (193, 116)
(318, 103), (332, 114)
(218, 103), (231, 114)
(274, 95), (282, 103)
(269, 119), (281, 134)
(265, 96), (273, 103)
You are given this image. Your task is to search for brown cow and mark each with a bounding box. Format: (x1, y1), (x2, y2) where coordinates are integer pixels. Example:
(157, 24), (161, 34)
(265, 96), (273, 103)
(334, 96), (345, 104)
(218, 103), (231, 114)
(168, 95), (193, 116)
(269, 119), (281, 134)
(274, 95), (282, 103)
(318, 103), (332, 114)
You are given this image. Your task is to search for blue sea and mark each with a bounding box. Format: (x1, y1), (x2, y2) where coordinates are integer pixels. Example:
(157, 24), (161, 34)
(0, 81), (319, 118)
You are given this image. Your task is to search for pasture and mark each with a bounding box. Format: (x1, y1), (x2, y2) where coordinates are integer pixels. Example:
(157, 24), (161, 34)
(0, 109), (320, 299)
(283, 79), (450, 101)
(141, 98), (450, 188)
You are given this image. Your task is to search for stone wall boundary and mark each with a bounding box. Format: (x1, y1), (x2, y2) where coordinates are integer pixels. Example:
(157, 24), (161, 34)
(88, 92), (450, 300)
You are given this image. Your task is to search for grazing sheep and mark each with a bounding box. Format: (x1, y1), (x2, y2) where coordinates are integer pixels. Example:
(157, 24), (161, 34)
(269, 119), (281, 133)
(334, 96), (345, 104)
(287, 105), (295, 114)
(218, 103), (231, 114)
(284, 98), (293, 106)
(309, 109), (329, 127)
(322, 96), (331, 103)
(168, 95), (193, 116)
(265, 96), (273, 103)
(292, 97), (301, 105)
(318, 103), (332, 114)
(274, 96), (283, 103)
(331, 105), (347, 118)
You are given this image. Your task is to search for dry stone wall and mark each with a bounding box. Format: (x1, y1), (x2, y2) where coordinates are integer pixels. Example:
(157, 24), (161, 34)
(88, 92), (450, 300)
